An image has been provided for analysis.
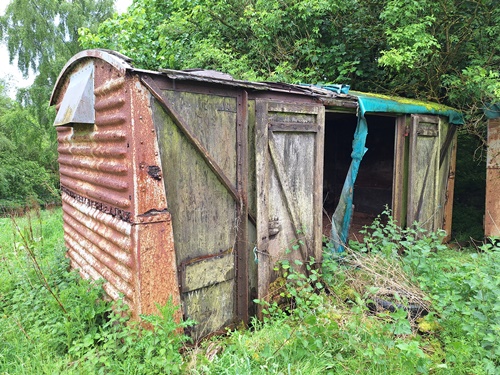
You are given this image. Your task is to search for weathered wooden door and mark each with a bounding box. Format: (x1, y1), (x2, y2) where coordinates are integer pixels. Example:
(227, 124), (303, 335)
(255, 100), (324, 305)
(408, 114), (449, 232)
(408, 115), (440, 231)
(143, 75), (248, 339)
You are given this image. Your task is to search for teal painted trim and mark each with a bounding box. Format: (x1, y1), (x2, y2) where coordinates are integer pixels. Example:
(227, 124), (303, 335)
(311, 82), (464, 124)
(353, 93), (464, 125)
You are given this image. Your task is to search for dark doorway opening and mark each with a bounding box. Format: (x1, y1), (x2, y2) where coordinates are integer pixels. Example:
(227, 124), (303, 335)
(323, 112), (396, 241)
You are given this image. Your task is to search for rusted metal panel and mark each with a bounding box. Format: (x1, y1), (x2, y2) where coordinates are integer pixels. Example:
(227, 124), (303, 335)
(53, 53), (181, 320)
(50, 49), (133, 106)
(62, 191), (136, 309)
(56, 61), (133, 213)
(129, 76), (170, 220)
(53, 57), (138, 311)
(485, 118), (500, 237)
(132, 217), (180, 316)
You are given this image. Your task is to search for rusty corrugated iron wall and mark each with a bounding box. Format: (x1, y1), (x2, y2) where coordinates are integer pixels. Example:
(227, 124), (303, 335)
(52, 52), (180, 317)
(485, 118), (500, 237)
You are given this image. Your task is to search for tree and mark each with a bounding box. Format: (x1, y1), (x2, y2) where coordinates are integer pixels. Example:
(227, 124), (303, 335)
(80, 0), (499, 138)
(79, 0), (390, 85)
(378, 0), (500, 142)
(0, 0), (115, 210)
(0, 0), (115, 150)
(0, 80), (59, 212)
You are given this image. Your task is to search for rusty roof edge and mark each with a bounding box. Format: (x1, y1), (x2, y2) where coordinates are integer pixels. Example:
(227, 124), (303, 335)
(51, 49), (358, 105)
(50, 49), (135, 106)
(152, 68), (356, 100)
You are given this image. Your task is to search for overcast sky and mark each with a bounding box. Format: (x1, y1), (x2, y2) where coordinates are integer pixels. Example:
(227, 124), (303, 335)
(0, 0), (133, 98)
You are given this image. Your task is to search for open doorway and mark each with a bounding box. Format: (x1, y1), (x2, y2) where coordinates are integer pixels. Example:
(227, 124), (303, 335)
(323, 112), (396, 241)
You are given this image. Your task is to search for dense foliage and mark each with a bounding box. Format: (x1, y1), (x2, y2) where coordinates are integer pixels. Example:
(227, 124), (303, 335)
(0, 82), (59, 212)
(80, 0), (499, 134)
(1, 0), (497, 224)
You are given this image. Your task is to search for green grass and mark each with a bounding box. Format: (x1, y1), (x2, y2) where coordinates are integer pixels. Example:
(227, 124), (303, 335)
(1, 208), (498, 374)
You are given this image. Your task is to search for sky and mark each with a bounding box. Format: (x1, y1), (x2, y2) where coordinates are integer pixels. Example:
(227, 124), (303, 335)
(0, 0), (133, 98)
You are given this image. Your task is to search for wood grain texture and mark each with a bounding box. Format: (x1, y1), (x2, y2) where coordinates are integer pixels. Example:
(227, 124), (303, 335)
(408, 115), (440, 231)
(152, 88), (239, 338)
(256, 100), (324, 310)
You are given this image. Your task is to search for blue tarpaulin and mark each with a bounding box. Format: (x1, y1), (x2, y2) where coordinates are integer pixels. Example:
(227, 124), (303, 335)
(318, 87), (463, 252)
(485, 103), (500, 119)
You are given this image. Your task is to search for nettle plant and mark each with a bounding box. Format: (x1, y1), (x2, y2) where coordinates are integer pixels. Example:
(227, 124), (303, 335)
(254, 235), (327, 322)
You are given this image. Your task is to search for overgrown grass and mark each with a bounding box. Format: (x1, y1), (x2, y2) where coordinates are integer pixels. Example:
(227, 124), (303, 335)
(185, 210), (499, 374)
(0, 207), (192, 374)
(1, 208), (498, 374)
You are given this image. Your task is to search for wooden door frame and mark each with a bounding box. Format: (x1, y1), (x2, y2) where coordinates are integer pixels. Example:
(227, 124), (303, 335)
(255, 99), (324, 313)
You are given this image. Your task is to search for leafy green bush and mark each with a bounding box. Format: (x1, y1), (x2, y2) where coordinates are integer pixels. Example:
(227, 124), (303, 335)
(0, 155), (60, 214)
(348, 210), (500, 374)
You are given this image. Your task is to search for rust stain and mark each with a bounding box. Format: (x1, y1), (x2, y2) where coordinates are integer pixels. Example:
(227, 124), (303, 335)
(53, 54), (182, 320)
(62, 191), (135, 304)
(147, 165), (162, 180)
(53, 56), (139, 314)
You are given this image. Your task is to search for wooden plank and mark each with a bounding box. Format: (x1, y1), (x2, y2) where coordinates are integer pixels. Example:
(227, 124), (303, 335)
(151, 88), (239, 337)
(407, 115), (440, 231)
(392, 116), (408, 226)
(180, 250), (235, 293)
(443, 131), (457, 241)
(269, 123), (319, 132)
(485, 118), (500, 237)
(255, 100), (271, 315)
(236, 90), (249, 324)
(440, 125), (457, 167)
(268, 131), (310, 262)
(140, 74), (240, 203)
(183, 280), (235, 341)
(267, 102), (320, 114)
(312, 106), (325, 262)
